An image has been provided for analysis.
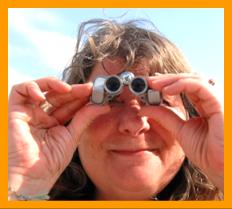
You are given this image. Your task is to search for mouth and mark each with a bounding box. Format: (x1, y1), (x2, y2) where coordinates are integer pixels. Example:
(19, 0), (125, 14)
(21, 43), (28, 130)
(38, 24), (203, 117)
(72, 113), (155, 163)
(110, 149), (159, 156)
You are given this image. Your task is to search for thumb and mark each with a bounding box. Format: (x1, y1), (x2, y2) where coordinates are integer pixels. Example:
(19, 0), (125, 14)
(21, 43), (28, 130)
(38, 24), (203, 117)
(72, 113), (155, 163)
(67, 104), (111, 145)
(139, 106), (185, 141)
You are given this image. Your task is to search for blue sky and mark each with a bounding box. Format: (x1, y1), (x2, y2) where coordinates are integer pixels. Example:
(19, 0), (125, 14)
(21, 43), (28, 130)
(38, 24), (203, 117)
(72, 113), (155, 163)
(8, 8), (224, 105)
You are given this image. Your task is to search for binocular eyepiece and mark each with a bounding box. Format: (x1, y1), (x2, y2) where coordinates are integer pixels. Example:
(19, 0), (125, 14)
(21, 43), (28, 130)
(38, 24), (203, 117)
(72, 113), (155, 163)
(105, 76), (123, 94)
(91, 71), (162, 105)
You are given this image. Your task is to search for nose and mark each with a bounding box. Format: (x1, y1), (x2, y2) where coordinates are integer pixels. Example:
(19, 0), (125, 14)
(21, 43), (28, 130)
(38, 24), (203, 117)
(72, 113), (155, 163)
(117, 88), (150, 136)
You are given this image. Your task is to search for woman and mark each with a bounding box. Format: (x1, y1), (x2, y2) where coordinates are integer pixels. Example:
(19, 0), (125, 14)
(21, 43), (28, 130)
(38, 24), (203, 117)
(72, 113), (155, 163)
(8, 19), (223, 200)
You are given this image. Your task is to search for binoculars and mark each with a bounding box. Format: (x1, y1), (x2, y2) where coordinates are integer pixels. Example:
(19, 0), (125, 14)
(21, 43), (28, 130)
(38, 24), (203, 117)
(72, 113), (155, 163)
(91, 71), (162, 105)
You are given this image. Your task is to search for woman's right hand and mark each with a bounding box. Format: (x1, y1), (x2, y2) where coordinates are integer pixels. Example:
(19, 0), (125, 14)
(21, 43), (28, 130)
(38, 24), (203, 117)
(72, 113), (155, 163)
(8, 77), (110, 198)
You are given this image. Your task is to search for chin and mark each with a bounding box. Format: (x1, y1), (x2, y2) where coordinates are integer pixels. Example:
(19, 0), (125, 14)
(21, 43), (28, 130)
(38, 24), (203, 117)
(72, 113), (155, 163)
(111, 166), (163, 194)
(96, 168), (173, 200)
(96, 177), (160, 200)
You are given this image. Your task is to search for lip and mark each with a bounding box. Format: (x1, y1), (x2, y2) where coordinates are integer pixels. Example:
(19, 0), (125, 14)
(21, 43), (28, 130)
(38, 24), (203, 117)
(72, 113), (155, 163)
(110, 149), (158, 156)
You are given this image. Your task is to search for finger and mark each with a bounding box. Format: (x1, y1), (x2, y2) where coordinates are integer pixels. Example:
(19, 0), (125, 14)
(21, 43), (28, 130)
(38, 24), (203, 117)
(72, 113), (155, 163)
(160, 78), (221, 117)
(49, 98), (89, 124)
(29, 106), (59, 128)
(35, 77), (71, 93)
(9, 78), (71, 106)
(148, 73), (201, 90)
(138, 106), (185, 142)
(9, 81), (46, 106)
(67, 104), (111, 145)
(150, 72), (200, 81)
(45, 83), (92, 107)
(149, 74), (221, 117)
(162, 78), (207, 96)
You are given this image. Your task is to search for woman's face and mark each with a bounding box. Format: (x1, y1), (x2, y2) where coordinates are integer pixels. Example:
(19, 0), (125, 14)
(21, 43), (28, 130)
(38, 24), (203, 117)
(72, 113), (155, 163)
(78, 58), (186, 200)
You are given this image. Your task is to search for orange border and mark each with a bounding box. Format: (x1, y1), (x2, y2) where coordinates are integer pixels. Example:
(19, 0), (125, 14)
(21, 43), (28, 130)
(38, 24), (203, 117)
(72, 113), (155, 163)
(1, 1), (228, 209)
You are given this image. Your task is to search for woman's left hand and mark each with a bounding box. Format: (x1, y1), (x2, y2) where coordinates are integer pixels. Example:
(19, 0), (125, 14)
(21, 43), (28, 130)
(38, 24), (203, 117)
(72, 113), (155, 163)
(139, 73), (224, 191)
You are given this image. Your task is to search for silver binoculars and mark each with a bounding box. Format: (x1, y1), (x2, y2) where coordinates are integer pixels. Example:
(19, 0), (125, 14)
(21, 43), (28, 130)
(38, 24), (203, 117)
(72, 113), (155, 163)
(91, 71), (162, 105)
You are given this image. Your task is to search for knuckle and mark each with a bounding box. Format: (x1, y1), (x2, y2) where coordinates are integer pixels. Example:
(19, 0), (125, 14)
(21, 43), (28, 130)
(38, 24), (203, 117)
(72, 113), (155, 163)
(12, 80), (37, 90)
(27, 81), (41, 91)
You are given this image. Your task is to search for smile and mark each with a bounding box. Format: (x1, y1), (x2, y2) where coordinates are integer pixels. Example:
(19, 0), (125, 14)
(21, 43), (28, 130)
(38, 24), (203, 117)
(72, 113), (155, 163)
(111, 149), (158, 156)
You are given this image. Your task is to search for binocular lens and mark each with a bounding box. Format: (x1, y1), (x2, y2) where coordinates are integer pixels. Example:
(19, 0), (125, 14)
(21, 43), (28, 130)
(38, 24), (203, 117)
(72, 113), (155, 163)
(131, 77), (147, 94)
(105, 76), (121, 93)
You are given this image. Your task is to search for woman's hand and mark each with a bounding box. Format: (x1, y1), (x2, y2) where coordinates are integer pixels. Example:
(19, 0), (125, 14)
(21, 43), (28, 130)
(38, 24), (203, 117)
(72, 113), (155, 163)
(139, 73), (224, 191)
(8, 77), (110, 197)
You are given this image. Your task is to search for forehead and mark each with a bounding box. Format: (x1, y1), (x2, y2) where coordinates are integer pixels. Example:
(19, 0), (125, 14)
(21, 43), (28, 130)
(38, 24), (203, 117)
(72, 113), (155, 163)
(88, 58), (151, 81)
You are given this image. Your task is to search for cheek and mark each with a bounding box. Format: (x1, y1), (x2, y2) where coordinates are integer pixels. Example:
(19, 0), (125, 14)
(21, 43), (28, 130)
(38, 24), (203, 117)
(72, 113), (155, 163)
(162, 145), (185, 185)
(78, 111), (119, 160)
(148, 119), (177, 147)
(88, 111), (118, 139)
(78, 111), (120, 188)
(148, 118), (185, 162)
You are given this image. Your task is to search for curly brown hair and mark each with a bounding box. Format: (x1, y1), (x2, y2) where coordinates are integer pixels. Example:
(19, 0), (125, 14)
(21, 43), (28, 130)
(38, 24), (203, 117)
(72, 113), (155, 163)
(49, 19), (222, 200)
